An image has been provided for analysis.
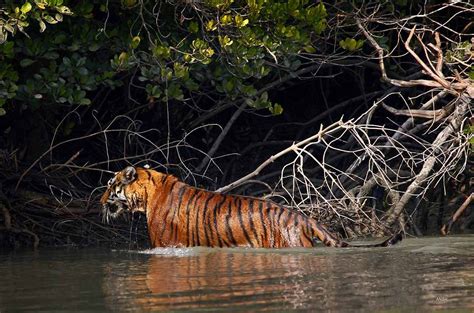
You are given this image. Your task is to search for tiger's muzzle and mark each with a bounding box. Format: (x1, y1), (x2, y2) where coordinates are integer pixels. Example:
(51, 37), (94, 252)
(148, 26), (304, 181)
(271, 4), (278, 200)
(102, 200), (127, 223)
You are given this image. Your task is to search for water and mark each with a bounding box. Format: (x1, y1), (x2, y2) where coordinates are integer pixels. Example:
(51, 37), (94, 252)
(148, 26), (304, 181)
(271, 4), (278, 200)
(0, 236), (473, 312)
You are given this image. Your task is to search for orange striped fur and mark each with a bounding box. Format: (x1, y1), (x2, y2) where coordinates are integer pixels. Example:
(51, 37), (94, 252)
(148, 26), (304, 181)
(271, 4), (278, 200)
(101, 167), (402, 248)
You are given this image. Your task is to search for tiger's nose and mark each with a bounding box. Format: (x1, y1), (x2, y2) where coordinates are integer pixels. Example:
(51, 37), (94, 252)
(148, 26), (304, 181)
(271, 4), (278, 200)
(103, 202), (120, 214)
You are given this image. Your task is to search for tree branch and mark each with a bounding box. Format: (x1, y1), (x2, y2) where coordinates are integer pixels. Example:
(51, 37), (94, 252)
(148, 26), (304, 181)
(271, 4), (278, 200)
(384, 89), (472, 226)
(216, 120), (345, 193)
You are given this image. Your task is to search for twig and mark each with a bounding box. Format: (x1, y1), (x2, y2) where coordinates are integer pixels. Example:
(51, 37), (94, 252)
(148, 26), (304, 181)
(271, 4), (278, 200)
(404, 27), (450, 89)
(216, 120), (344, 193)
(40, 149), (83, 174)
(381, 102), (453, 119)
(196, 101), (246, 173)
(441, 192), (473, 235)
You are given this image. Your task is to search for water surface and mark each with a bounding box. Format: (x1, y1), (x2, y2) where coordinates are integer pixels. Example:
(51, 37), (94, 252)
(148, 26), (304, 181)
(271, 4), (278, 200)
(0, 236), (473, 312)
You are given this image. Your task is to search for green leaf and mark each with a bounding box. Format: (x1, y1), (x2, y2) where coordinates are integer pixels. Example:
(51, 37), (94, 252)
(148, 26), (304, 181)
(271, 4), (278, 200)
(0, 108), (6, 116)
(188, 21), (199, 33)
(131, 36), (140, 49)
(20, 58), (35, 67)
(269, 103), (283, 115)
(43, 52), (59, 59)
(314, 19), (327, 35)
(4, 24), (15, 34)
(224, 80), (234, 92)
(303, 45), (316, 53)
(21, 2), (32, 14)
(173, 62), (188, 79)
(241, 85), (257, 96)
(220, 14), (232, 25)
(235, 15), (249, 28)
(1, 42), (15, 58)
(218, 35), (233, 47)
(43, 15), (58, 24)
(39, 20), (47, 32)
(339, 38), (364, 51)
(166, 84), (184, 101)
(79, 98), (91, 105)
(152, 45), (171, 59)
(88, 42), (100, 52)
(205, 20), (217, 32)
(146, 84), (162, 98)
(56, 6), (73, 15)
(118, 52), (129, 64)
(184, 79), (199, 91)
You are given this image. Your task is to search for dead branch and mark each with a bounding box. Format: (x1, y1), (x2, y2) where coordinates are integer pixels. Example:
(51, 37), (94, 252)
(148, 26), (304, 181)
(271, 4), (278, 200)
(196, 102), (246, 173)
(404, 26), (450, 89)
(384, 90), (472, 226)
(381, 102), (454, 119)
(216, 120), (345, 193)
(441, 192), (473, 235)
(356, 20), (470, 94)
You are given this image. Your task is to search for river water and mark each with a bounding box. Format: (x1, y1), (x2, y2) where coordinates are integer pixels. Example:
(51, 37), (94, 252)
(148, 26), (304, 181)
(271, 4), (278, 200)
(0, 236), (473, 312)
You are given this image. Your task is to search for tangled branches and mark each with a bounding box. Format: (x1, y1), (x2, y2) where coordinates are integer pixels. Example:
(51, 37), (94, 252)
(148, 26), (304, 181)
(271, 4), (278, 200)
(220, 3), (473, 237)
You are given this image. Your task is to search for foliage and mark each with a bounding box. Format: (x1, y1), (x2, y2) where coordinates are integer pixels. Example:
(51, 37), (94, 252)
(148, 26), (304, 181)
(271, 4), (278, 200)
(0, 0), (336, 117)
(339, 38), (364, 51)
(0, 1), (121, 116)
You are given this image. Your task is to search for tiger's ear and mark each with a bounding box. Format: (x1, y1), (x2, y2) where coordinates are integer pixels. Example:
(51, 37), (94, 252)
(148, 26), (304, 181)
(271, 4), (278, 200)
(121, 166), (137, 184)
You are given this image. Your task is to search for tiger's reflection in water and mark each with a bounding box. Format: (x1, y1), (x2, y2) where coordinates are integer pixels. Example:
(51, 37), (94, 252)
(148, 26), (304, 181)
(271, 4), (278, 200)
(102, 247), (473, 311)
(102, 249), (336, 311)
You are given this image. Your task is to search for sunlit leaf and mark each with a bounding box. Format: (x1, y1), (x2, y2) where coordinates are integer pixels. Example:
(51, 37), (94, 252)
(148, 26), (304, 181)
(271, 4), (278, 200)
(21, 2), (32, 14)
(131, 36), (141, 49)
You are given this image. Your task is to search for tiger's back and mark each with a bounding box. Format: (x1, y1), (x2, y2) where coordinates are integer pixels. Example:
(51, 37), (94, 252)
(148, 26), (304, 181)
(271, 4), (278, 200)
(148, 178), (341, 248)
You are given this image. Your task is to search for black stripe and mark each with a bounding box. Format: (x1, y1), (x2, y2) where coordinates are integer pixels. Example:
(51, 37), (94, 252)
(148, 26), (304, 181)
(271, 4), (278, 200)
(276, 206), (286, 245)
(171, 185), (188, 243)
(220, 237), (230, 247)
(302, 227), (313, 246)
(258, 201), (268, 243)
(158, 180), (179, 241)
(142, 186), (149, 214)
(237, 198), (254, 247)
(277, 206), (285, 225)
(189, 191), (203, 246)
(225, 198), (238, 246)
(185, 189), (198, 246)
(247, 199), (260, 246)
(161, 174), (168, 184)
(266, 202), (275, 246)
(294, 215), (304, 246)
(309, 222), (316, 237)
(212, 196), (227, 247)
(145, 170), (152, 181)
(197, 194), (216, 246)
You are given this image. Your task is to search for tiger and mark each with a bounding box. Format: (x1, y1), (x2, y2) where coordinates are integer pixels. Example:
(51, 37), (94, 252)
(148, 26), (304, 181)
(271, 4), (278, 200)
(100, 166), (402, 248)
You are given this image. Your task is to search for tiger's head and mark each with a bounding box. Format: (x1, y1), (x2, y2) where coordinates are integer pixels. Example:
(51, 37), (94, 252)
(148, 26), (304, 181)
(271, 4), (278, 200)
(100, 166), (148, 223)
